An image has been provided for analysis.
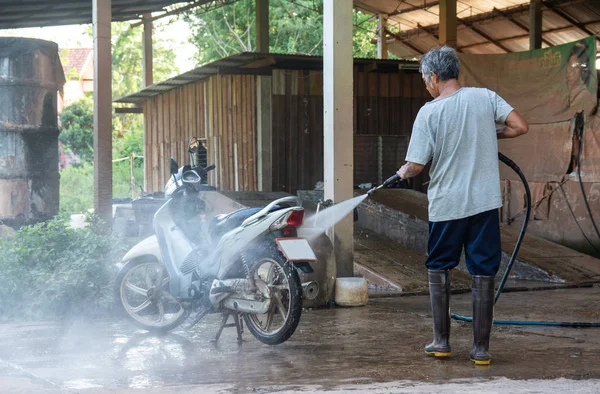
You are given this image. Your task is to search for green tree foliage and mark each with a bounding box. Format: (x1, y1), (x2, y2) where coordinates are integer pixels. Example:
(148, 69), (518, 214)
(0, 216), (131, 321)
(110, 22), (180, 138)
(184, 0), (380, 65)
(59, 96), (94, 162)
(59, 162), (94, 214)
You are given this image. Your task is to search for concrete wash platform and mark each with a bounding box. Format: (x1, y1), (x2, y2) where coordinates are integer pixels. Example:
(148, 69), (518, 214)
(1, 287), (600, 393)
(355, 189), (600, 289)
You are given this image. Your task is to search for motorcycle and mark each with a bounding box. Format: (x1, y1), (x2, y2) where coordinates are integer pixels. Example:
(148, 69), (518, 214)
(115, 137), (319, 345)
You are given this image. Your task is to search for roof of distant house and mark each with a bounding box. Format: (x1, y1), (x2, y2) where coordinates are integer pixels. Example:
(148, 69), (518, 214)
(61, 48), (92, 76)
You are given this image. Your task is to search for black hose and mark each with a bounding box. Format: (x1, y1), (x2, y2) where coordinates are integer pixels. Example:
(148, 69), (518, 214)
(493, 152), (531, 304)
(450, 152), (600, 328)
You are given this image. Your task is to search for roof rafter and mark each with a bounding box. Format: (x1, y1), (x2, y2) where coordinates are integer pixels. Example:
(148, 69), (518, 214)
(458, 17), (512, 53)
(543, 0), (600, 44)
(492, 6), (555, 48)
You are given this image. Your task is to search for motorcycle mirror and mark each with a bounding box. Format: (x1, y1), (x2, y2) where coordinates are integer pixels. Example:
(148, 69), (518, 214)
(182, 169), (201, 184)
(170, 157), (179, 175)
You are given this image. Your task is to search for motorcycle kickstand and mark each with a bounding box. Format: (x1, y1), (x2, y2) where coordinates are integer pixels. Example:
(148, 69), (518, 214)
(213, 311), (244, 346)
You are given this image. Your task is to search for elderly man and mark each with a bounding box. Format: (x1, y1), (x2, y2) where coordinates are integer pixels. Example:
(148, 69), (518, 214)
(397, 46), (528, 365)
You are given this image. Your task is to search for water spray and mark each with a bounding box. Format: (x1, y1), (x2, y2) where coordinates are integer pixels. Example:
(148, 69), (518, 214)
(367, 174), (402, 196)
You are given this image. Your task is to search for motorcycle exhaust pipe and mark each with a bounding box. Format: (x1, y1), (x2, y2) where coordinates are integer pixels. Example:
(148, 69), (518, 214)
(302, 281), (319, 300)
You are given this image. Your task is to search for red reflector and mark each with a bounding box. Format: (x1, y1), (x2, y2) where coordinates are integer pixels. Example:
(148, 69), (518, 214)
(286, 209), (304, 228)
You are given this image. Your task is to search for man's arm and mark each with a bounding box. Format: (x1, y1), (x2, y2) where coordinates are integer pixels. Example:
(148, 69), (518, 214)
(496, 110), (528, 139)
(397, 161), (425, 179)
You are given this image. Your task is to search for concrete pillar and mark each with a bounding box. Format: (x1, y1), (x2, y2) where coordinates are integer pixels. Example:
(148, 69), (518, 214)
(255, 0), (269, 52)
(142, 13), (153, 86)
(439, 0), (457, 48)
(529, 0), (542, 50)
(378, 14), (388, 59)
(323, 0), (354, 278)
(256, 76), (272, 191)
(93, 0), (112, 227)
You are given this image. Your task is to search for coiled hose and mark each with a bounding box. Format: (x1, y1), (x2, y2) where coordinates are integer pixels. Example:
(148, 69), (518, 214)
(450, 152), (600, 327)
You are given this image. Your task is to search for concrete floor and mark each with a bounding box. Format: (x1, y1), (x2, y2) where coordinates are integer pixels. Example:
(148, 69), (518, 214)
(2, 287), (600, 393)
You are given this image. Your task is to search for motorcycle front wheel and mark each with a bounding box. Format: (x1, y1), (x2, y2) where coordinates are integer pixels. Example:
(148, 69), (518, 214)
(243, 248), (302, 345)
(116, 259), (188, 333)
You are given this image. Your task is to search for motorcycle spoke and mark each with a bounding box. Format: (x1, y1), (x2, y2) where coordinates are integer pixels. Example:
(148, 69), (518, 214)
(126, 282), (148, 296)
(273, 293), (288, 320)
(157, 301), (165, 323)
(131, 299), (152, 313)
(264, 304), (275, 331)
(266, 264), (277, 284)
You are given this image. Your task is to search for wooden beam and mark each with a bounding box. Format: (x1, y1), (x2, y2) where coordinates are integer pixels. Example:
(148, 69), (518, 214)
(417, 23), (438, 40)
(93, 0), (113, 227)
(142, 13), (153, 86)
(459, 18), (512, 52)
(115, 107), (144, 114)
(255, 0), (269, 52)
(378, 14), (388, 59)
(241, 55), (276, 68)
(385, 28), (425, 55)
(390, 0), (440, 16)
(457, 21), (600, 50)
(439, 0), (457, 47)
(530, 0), (543, 49)
(354, 0), (440, 17)
(492, 7), (553, 47)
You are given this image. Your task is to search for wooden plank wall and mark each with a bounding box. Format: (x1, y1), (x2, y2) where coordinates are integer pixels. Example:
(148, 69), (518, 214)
(271, 68), (430, 193)
(143, 82), (207, 193)
(143, 74), (257, 193)
(205, 74), (256, 191)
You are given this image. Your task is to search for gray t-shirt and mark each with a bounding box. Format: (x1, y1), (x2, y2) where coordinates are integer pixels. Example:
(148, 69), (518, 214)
(405, 87), (514, 222)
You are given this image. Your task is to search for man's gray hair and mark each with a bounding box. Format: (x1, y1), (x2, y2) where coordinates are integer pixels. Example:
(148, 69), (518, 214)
(420, 46), (460, 82)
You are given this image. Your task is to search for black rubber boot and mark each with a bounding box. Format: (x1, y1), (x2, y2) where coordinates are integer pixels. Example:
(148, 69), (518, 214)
(470, 275), (495, 365)
(424, 270), (451, 358)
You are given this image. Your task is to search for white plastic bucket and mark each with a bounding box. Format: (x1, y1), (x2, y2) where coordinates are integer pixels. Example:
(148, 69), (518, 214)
(335, 277), (368, 306)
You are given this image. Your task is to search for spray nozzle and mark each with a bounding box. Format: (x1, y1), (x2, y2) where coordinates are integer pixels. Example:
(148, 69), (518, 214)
(367, 173), (401, 196)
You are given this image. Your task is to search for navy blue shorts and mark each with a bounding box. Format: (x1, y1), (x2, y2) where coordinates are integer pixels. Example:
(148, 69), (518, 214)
(425, 209), (501, 276)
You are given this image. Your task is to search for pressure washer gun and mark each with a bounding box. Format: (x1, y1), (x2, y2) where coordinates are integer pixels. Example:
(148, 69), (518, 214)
(367, 174), (401, 196)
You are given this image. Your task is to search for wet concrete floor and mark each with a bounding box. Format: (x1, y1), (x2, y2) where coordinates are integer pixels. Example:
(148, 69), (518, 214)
(2, 287), (600, 393)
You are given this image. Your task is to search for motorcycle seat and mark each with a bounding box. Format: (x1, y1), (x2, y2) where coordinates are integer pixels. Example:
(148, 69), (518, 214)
(209, 205), (281, 241)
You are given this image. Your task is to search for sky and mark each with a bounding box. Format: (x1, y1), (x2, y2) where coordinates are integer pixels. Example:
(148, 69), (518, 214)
(1, 18), (198, 74)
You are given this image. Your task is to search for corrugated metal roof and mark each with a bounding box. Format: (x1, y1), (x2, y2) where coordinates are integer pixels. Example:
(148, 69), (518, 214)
(0, 0), (201, 29)
(114, 52), (420, 104)
(355, 0), (600, 57)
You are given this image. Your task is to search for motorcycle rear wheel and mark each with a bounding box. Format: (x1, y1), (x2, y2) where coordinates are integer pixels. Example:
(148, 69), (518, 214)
(116, 259), (188, 333)
(243, 248), (302, 345)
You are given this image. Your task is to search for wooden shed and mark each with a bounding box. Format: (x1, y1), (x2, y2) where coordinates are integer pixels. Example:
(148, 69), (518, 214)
(115, 53), (430, 194)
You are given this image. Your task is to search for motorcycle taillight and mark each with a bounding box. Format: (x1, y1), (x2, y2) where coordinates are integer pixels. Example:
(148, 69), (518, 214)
(269, 209), (304, 232)
(286, 209), (304, 228)
(287, 209), (304, 228)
